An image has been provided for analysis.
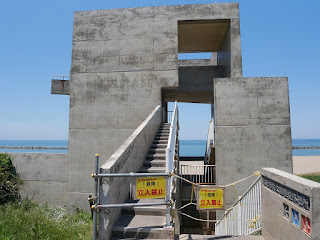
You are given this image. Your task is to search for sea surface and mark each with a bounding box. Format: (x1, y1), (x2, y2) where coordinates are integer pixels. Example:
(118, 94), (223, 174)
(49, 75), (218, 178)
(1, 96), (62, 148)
(0, 139), (320, 156)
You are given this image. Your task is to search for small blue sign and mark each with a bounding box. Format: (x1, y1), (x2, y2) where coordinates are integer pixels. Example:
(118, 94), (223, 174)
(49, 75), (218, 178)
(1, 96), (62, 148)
(292, 209), (299, 227)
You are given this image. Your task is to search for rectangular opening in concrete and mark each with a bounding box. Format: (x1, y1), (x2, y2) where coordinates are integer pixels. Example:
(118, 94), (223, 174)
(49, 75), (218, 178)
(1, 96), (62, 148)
(178, 19), (229, 53)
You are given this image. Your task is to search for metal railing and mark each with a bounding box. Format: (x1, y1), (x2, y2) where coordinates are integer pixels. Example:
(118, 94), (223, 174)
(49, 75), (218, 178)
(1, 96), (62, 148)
(215, 176), (262, 236)
(205, 118), (214, 164)
(90, 155), (173, 239)
(165, 101), (179, 225)
(167, 110), (174, 123)
(52, 75), (69, 80)
(90, 103), (179, 239)
(180, 164), (215, 184)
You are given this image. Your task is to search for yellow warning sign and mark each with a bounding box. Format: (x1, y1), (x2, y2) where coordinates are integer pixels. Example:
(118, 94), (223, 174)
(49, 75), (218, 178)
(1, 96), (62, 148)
(197, 186), (225, 210)
(136, 177), (166, 199)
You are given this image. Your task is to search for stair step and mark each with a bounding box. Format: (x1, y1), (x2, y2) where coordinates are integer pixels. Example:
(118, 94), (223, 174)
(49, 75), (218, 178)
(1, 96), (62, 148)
(158, 129), (170, 132)
(151, 144), (167, 148)
(146, 154), (166, 160)
(153, 140), (168, 144)
(143, 159), (166, 167)
(139, 167), (166, 173)
(149, 148), (166, 154)
(122, 198), (166, 216)
(154, 136), (169, 140)
(112, 215), (165, 239)
(156, 133), (169, 137)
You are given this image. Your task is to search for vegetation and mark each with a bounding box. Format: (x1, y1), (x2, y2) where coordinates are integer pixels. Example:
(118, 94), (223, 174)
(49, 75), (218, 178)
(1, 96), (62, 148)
(0, 153), (22, 204)
(0, 201), (92, 240)
(300, 173), (320, 183)
(0, 153), (92, 239)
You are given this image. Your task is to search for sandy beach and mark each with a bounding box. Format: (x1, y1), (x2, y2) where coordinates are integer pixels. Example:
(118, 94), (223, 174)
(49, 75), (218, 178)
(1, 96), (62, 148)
(293, 155), (320, 175)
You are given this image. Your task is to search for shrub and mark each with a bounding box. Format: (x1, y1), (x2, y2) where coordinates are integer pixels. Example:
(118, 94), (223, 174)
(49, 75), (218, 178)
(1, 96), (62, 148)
(0, 201), (92, 240)
(0, 153), (22, 204)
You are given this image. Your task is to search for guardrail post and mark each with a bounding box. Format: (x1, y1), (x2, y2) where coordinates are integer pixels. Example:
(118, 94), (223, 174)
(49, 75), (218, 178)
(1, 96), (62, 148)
(165, 147), (171, 226)
(93, 154), (99, 240)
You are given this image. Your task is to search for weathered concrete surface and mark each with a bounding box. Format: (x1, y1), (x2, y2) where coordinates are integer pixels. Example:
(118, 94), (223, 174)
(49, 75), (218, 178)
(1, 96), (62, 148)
(67, 2), (243, 210)
(98, 106), (162, 240)
(163, 66), (223, 103)
(51, 80), (69, 95)
(214, 78), (292, 218)
(261, 168), (320, 240)
(11, 153), (67, 206)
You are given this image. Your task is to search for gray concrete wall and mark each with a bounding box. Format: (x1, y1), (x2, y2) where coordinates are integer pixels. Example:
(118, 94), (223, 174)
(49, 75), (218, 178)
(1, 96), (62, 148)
(261, 168), (320, 240)
(98, 105), (162, 240)
(11, 153), (67, 206)
(67, 2), (242, 210)
(163, 66), (223, 103)
(214, 77), (293, 216)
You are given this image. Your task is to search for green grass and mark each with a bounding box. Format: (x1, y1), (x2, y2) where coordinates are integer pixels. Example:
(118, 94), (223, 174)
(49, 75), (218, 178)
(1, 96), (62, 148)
(0, 201), (92, 240)
(300, 173), (320, 183)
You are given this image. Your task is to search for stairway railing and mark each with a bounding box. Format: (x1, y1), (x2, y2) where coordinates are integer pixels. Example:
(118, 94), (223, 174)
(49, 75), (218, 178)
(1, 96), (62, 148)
(180, 164), (215, 185)
(215, 175), (262, 236)
(205, 118), (214, 164)
(165, 101), (179, 226)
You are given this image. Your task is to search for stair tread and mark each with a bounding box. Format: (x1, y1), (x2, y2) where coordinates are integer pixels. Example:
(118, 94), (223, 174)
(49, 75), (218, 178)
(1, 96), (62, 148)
(125, 198), (166, 210)
(139, 167), (166, 173)
(147, 153), (166, 157)
(113, 215), (165, 229)
(144, 159), (166, 163)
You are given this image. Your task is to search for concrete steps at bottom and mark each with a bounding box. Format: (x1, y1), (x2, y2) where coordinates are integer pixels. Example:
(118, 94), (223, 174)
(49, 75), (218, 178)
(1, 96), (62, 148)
(122, 198), (166, 216)
(112, 215), (166, 239)
(139, 166), (166, 173)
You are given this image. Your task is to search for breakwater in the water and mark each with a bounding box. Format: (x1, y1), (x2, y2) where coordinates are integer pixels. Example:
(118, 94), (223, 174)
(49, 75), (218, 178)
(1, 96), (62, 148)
(0, 146), (68, 150)
(1, 146), (320, 150)
(292, 146), (320, 150)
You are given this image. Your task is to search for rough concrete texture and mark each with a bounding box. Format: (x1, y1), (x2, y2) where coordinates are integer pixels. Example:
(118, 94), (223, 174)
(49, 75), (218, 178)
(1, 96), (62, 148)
(51, 79), (69, 95)
(261, 168), (320, 240)
(98, 106), (162, 240)
(11, 153), (67, 206)
(67, 2), (243, 210)
(214, 78), (292, 217)
(163, 66), (223, 103)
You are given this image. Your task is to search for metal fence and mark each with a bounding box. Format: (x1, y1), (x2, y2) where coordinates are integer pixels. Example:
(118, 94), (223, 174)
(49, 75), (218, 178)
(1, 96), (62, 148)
(180, 164), (215, 185)
(215, 176), (262, 236)
(205, 118), (214, 164)
(167, 111), (174, 124)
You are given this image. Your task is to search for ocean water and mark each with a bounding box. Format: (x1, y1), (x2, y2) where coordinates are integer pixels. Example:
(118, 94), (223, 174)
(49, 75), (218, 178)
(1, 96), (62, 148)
(0, 139), (319, 156)
(0, 140), (68, 154)
(292, 139), (320, 156)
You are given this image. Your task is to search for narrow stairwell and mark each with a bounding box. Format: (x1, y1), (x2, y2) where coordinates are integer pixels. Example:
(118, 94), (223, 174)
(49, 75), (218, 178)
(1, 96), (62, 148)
(111, 123), (171, 239)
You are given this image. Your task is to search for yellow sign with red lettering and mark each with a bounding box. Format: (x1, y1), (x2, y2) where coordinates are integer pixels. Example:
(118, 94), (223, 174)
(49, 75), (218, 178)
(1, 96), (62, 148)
(136, 177), (166, 199)
(197, 186), (225, 210)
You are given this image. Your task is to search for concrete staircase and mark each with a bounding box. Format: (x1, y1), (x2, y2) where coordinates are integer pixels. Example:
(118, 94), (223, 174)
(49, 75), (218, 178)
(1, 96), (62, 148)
(111, 123), (171, 239)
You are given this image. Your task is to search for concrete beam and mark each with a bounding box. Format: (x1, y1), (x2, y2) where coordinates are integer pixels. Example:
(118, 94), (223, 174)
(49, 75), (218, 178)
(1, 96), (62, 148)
(51, 80), (69, 95)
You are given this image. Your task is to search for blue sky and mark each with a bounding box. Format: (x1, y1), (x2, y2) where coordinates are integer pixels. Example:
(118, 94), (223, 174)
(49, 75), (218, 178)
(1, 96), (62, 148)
(0, 0), (319, 140)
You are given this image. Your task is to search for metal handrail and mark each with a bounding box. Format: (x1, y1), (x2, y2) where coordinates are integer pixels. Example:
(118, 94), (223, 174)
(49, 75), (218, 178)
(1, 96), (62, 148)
(180, 164), (215, 185)
(218, 175), (261, 221)
(165, 101), (179, 226)
(92, 172), (171, 178)
(52, 75), (69, 80)
(205, 118), (214, 164)
(215, 175), (262, 236)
